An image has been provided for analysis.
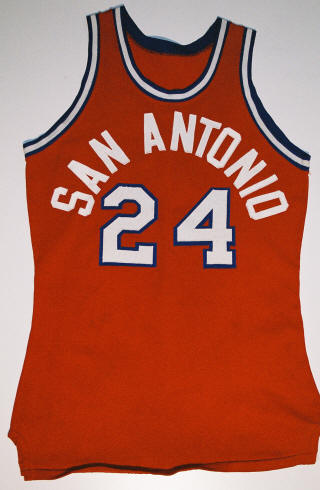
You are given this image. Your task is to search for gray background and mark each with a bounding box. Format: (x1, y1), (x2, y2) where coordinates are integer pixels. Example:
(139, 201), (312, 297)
(1, 0), (320, 487)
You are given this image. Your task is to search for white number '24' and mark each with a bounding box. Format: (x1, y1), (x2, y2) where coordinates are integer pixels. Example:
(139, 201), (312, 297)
(99, 184), (235, 268)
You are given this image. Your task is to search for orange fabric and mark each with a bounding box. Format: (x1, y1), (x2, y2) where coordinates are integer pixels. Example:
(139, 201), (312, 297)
(8, 6), (320, 481)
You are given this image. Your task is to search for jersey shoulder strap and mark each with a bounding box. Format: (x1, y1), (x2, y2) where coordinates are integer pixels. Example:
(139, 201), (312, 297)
(236, 20), (310, 170)
(23, 12), (100, 158)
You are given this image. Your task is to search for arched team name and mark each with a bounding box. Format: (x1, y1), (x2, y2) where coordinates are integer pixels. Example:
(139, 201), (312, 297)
(51, 111), (289, 220)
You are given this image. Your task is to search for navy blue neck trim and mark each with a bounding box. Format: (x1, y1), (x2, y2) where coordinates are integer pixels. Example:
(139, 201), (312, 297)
(113, 5), (229, 101)
(120, 5), (222, 55)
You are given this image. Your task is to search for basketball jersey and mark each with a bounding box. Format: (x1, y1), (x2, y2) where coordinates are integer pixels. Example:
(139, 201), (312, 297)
(8, 4), (320, 480)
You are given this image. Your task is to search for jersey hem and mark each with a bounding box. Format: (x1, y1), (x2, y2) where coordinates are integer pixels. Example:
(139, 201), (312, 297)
(15, 452), (319, 480)
(8, 428), (319, 480)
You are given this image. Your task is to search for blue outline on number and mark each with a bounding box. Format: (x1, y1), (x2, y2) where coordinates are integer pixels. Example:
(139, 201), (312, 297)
(173, 187), (236, 269)
(99, 183), (158, 267)
(195, 210), (213, 229)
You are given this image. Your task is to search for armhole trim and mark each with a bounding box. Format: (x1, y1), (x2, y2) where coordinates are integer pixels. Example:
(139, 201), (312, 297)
(240, 27), (310, 171)
(23, 13), (100, 157)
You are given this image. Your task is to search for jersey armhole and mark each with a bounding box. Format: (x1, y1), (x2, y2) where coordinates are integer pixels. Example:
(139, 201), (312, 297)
(23, 13), (100, 158)
(240, 27), (311, 171)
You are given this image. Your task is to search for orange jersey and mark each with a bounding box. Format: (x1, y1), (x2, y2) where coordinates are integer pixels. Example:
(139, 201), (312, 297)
(8, 4), (320, 480)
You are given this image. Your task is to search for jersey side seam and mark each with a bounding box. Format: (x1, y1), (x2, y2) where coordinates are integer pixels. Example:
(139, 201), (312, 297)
(239, 27), (311, 171)
(22, 13), (100, 158)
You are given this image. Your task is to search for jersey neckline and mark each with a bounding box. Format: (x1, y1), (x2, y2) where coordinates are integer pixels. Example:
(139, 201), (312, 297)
(113, 5), (229, 102)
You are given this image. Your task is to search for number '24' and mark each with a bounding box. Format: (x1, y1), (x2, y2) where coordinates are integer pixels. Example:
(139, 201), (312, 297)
(99, 183), (236, 268)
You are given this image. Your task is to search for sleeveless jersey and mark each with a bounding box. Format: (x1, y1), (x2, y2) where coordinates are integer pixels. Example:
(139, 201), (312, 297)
(8, 4), (320, 480)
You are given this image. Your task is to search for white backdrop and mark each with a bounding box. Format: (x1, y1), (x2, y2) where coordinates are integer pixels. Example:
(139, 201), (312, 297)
(1, 0), (320, 488)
